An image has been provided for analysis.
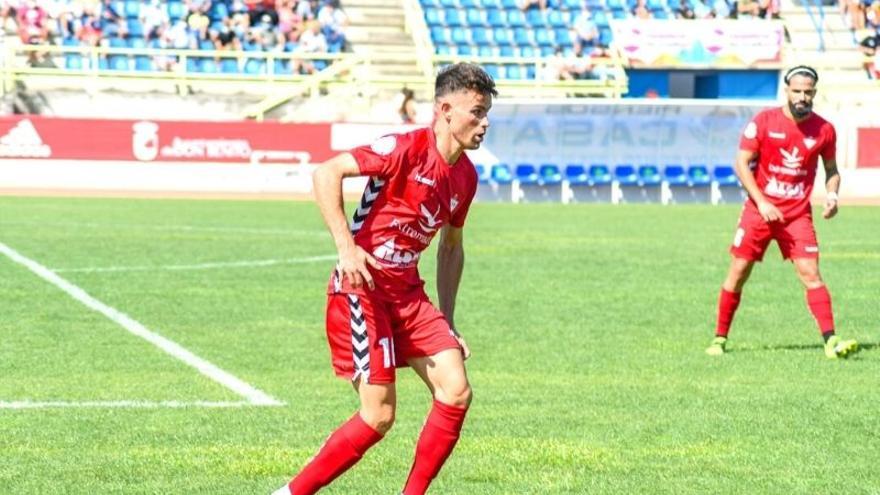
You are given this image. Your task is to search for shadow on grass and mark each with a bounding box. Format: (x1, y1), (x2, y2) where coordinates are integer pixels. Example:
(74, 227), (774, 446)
(727, 342), (877, 354)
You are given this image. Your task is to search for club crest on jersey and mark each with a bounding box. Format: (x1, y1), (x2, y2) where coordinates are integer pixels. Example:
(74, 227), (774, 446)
(743, 122), (757, 139)
(370, 135), (397, 156)
(780, 146), (803, 168)
(803, 137), (816, 149)
(450, 194), (460, 211)
(419, 203), (441, 233)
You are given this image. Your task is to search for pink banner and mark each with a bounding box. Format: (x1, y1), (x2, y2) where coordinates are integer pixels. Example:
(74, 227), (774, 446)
(610, 19), (784, 67)
(857, 128), (880, 168)
(0, 116), (335, 163)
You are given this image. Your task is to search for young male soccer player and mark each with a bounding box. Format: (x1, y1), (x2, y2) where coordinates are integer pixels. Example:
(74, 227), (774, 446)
(706, 65), (859, 359)
(272, 63), (496, 495)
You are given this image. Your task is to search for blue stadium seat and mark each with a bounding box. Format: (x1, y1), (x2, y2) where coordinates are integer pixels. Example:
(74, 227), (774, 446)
(688, 164), (711, 186)
(506, 9), (526, 27)
(451, 27), (468, 44)
(202, 59), (219, 73)
(475, 164), (491, 184)
(486, 8), (505, 27)
(663, 165), (688, 186)
(124, 0), (140, 18)
(526, 8), (545, 26)
(493, 27), (512, 46)
(500, 0), (518, 8)
(563, 0), (583, 7)
(515, 164), (539, 184)
(593, 10), (609, 27)
(420, 0), (438, 6)
(713, 165), (739, 187)
(477, 0), (501, 6)
(553, 28), (571, 46)
(244, 58), (265, 74)
(459, 0), (478, 6)
(589, 164), (612, 185)
(166, 2), (185, 20)
(518, 45), (536, 57)
(638, 165), (662, 187)
(539, 164), (563, 185)
(425, 7), (442, 26)
(439, 0), (458, 6)
(534, 28), (553, 46)
(478, 45), (496, 57)
(652, 8), (670, 18)
(456, 44), (474, 55)
(220, 58), (239, 73)
(614, 164), (639, 186)
(430, 26), (449, 44)
(513, 27), (530, 45)
(499, 45), (515, 57)
(471, 27), (490, 45)
(505, 64), (523, 78)
(485, 63), (503, 79)
(599, 27), (613, 46)
(466, 8), (486, 25)
(491, 163), (513, 184)
(546, 9), (567, 28)
(565, 164), (590, 185)
(444, 8), (463, 26)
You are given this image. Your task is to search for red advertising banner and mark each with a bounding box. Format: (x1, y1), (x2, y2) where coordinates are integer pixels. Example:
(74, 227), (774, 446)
(857, 128), (880, 168)
(0, 116), (334, 164)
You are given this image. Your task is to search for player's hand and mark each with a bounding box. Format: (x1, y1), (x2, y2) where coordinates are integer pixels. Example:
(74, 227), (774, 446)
(338, 245), (382, 290)
(451, 328), (471, 360)
(757, 200), (784, 223)
(822, 195), (838, 219)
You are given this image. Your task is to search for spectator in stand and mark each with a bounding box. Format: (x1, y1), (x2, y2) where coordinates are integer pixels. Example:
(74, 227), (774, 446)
(842, 0), (865, 30)
(99, 0), (128, 39)
(713, 0), (732, 18)
(398, 87), (417, 124)
(693, 0), (715, 18)
(276, 0), (304, 40)
(186, 6), (211, 46)
(570, 7), (600, 57)
(140, 0), (169, 41)
(867, 0), (880, 30)
(758, 0), (781, 19)
(210, 16), (243, 54)
(1, 0), (21, 34)
(185, 0), (212, 15)
(736, 0), (761, 18)
(16, 0), (49, 44)
(676, 0), (696, 19)
(291, 19), (326, 73)
(517, 0), (547, 10)
(859, 27), (879, 55)
(246, 0), (278, 27)
(317, 0), (347, 49)
(633, 0), (654, 19)
(296, 0), (320, 21)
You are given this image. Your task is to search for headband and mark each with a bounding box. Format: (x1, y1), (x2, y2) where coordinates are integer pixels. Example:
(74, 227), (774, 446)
(784, 66), (818, 84)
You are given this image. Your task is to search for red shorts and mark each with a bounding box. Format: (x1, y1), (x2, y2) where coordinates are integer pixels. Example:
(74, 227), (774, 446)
(729, 206), (819, 261)
(325, 290), (460, 384)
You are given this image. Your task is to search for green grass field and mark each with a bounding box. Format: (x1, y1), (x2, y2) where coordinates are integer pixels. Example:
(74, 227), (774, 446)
(1, 196), (878, 494)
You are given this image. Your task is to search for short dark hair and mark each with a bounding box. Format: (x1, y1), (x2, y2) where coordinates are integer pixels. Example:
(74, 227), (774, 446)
(784, 65), (818, 85)
(434, 63), (498, 100)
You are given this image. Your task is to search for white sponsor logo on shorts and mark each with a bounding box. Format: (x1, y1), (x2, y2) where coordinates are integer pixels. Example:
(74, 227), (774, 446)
(805, 246), (819, 253)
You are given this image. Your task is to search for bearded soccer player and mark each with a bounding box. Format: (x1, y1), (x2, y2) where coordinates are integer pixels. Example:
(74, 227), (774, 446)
(272, 63), (496, 495)
(706, 65), (858, 359)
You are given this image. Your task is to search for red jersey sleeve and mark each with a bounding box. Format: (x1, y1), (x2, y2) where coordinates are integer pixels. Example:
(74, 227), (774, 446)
(349, 134), (405, 178)
(820, 123), (837, 162)
(449, 167), (478, 228)
(739, 113), (762, 152)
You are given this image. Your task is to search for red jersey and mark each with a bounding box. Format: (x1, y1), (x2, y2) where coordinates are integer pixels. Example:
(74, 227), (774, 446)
(739, 107), (836, 219)
(327, 127), (478, 300)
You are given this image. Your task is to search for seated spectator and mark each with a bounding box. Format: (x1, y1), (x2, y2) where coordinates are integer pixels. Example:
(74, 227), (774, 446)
(398, 87), (417, 124)
(246, 0), (277, 27)
(736, 0), (761, 18)
(185, 7), (211, 46)
(140, 0), (169, 41)
(291, 19), (326, 74)
(692, 0), (715, 18)
(210, 16), (243, 53)
(185, 0), (212, 15)
(868, 0), (880, 30)
(317, 0), (347, 49)
(758, 0), (780, 19)
(276, 0), (303, 39)
(570, 8), (600, 57)
(295, 0), (320, 20)
(713, 0), (732, 17)
(632, 0), (653, 18)
(1, 0), (20, 35)
(16, 0), (49, 44)
(676, 0), (696, 19)
(843, 0), (865, 30)
(99, 0), (128, 39)
(517, 0), (547, 10)
(860, 29), (879, 55)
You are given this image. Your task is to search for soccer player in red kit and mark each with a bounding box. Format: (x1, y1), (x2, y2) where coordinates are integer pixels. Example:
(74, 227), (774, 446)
(272, 63), (496, 495)
(706, 65), (858, 359)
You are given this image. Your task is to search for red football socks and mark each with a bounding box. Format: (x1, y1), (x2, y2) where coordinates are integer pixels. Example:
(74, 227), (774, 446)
(806, 285), (835, 334)
(289, 413), (383, 495)
(715, 288), (742, 338)
(402, 400), (469, 495)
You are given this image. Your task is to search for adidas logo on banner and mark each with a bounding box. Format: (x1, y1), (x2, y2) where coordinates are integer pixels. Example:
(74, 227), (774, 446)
(0, 119), (52, 158)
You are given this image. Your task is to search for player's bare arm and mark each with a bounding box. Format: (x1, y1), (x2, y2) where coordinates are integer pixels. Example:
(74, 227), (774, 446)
(313, 152), (382, 290)
(734, 148), (784, 223)
(822, 157), (840, 219)
(437, 224), (470, 359)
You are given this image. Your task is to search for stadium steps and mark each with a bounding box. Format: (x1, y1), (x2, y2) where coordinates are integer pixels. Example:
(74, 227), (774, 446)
(343, 0), (423, 81)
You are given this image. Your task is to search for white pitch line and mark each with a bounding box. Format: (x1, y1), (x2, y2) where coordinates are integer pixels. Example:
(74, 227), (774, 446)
(0, 400), (255, 410)
(52, 254), (338, 274)
(0, 220), (327, 238)
(0, 241), (284, 407)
